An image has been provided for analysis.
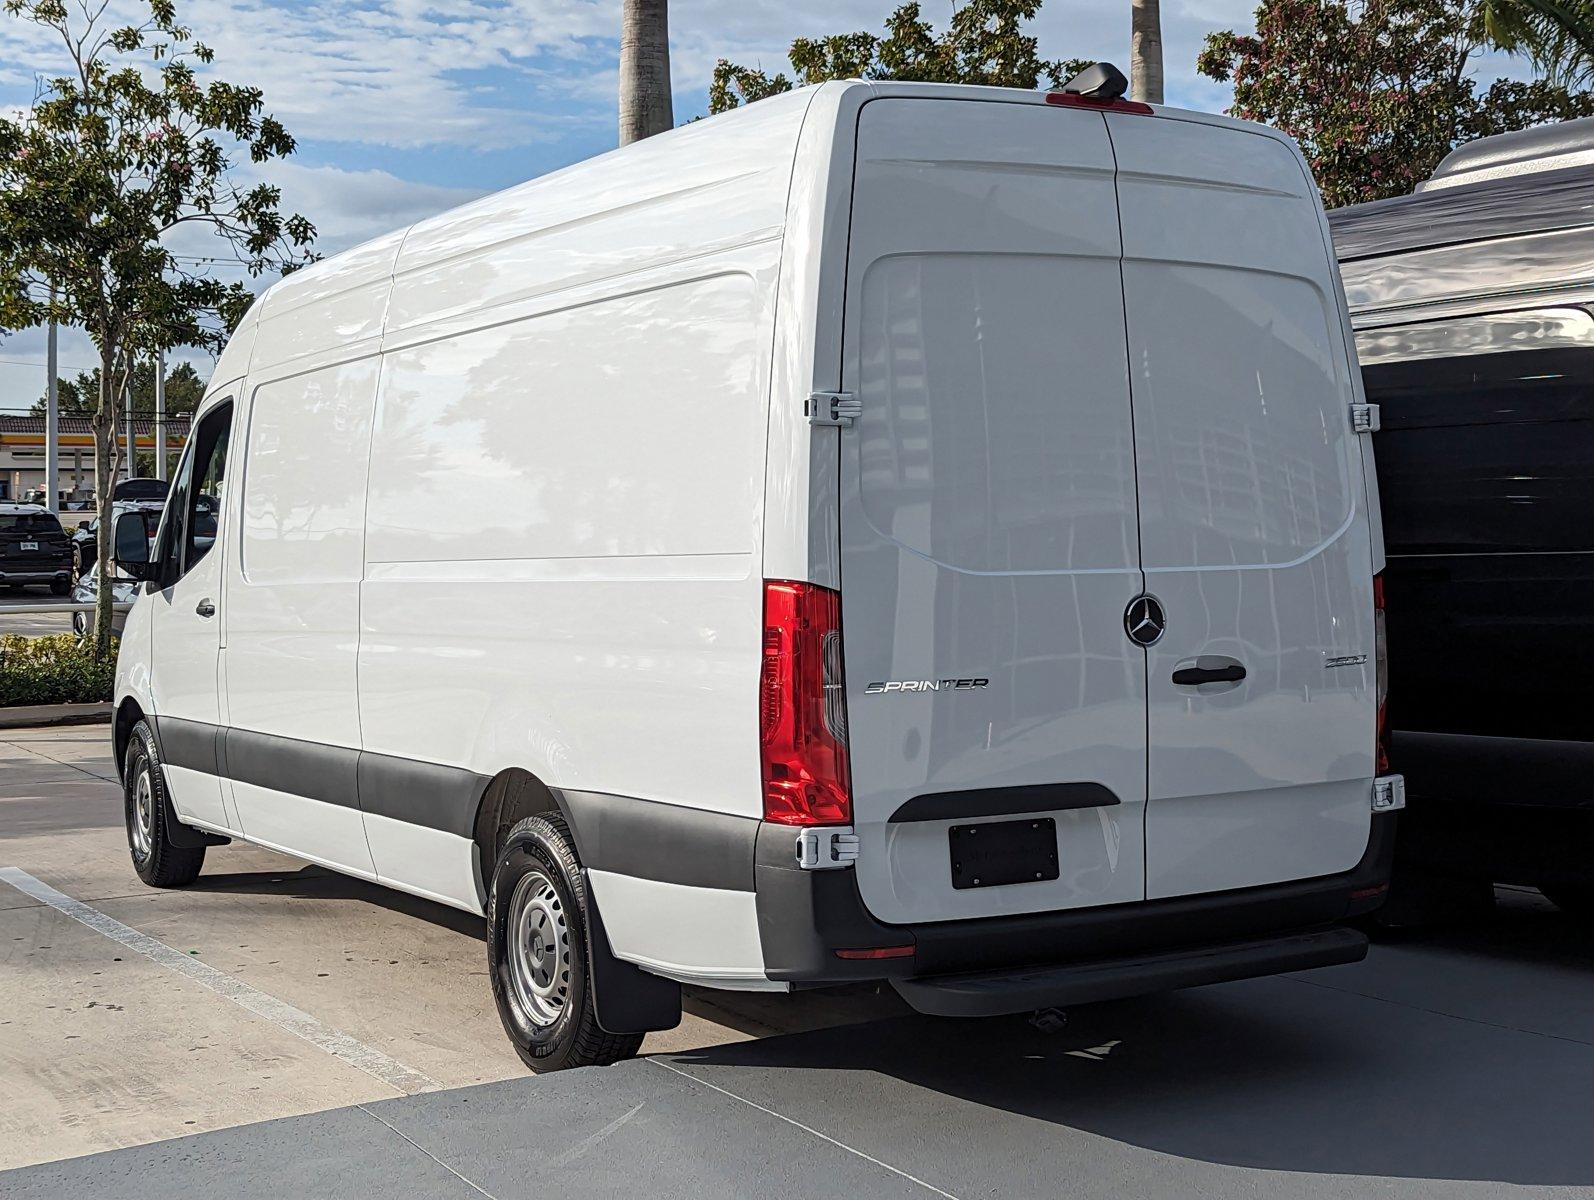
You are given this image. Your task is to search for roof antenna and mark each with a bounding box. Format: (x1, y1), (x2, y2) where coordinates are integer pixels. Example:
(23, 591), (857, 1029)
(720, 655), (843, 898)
(1061, 63), (1130, 102)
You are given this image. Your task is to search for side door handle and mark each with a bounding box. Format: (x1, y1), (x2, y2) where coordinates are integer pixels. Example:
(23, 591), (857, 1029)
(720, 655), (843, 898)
(195, 599), (216, 618)
(1172, 659), (1245, 686)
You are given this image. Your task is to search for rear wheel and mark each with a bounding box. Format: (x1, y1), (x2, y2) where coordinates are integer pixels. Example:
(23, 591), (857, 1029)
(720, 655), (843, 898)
(49, 577), (70, 596)
(488, 815), (642, 1071)
(1542, 885), (1594, 921)
(124, 720), (205, 887)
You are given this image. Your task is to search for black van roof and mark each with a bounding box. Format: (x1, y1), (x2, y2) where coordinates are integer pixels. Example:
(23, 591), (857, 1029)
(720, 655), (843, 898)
(1426, 115), (1594, 188)
(1327, 162), (1594, 262)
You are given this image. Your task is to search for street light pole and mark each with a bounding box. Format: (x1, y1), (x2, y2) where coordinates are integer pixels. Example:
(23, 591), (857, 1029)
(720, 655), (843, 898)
(45, 287), (59, 513)
(155, 349), (167, 482)
(123, 375), (132, 483)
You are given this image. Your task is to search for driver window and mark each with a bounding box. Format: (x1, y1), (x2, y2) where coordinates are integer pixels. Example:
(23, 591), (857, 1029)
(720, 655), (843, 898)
(186, 413), (230, 571)
(161, 401), (232, 582)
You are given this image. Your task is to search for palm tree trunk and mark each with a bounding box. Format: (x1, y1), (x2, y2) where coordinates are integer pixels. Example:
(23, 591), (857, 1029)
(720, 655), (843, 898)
(619, 0), (673, 145)
(1130, 0), (1165, 104)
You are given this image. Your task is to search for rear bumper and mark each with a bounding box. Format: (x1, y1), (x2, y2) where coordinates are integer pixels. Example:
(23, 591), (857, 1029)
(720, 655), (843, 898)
(893, 926), (1367, 1017)
(0, 568), (70, 583)
(755, 812), (1395, 1004)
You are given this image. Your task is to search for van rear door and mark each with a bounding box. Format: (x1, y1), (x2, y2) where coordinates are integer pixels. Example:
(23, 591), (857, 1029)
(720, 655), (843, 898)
(1104, 114), (1377, 898)
(836, 97), (1147, 925)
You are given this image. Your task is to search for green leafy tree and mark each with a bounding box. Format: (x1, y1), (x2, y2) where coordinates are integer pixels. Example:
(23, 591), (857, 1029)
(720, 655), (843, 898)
(1479, 0), (1594, 86)
(710, 0), (1082, 113)
(1199, 0), (1594, 208)
(33, 360), (207, 417)
(0, 0), (315, 656)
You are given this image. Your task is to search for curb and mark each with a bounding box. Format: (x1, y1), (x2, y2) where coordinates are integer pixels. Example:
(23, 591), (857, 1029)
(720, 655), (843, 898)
(0, 702), (112, 729)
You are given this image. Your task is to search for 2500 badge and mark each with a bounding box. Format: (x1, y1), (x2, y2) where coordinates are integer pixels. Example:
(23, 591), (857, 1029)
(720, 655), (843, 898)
(864, 678), (989, 694)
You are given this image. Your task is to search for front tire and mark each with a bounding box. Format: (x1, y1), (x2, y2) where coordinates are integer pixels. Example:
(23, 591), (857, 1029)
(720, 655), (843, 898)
(488, 815), (642, 1071)
(124, 720), (206, 887)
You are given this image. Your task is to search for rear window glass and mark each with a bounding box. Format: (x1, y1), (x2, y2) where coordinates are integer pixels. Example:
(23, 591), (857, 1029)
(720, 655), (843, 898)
(0, 514), (65, 535)
(1362, 345), (1594, 554)
(114, 479), (168, 501)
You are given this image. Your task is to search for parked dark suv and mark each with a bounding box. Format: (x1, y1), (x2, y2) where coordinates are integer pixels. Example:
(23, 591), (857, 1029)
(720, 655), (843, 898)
(1330, 118), (1594, 922)
(0, 505), (74, 594)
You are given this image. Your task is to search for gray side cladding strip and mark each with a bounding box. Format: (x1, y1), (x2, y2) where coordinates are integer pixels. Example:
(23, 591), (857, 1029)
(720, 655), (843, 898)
(151, 717), (756, 890)
(557, 789), (759, 893)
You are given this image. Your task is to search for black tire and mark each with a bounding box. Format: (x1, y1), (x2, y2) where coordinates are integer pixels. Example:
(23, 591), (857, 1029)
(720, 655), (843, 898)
(1542, 885), (1594, 920)
(6, 582), (25, 593)
(124, 720), (206, 887)
(72, 610), (87, 638)
(488, 815), (643, 1071)
(49, 577), (70, 596)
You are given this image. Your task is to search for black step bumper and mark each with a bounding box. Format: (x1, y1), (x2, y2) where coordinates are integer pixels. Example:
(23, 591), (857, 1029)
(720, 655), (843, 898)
(755, 813), (1396, 994)
(892, 925), (1367, 1017)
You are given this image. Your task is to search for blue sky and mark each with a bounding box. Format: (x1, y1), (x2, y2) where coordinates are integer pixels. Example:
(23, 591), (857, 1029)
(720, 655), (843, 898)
(0, 0), (1521, 405)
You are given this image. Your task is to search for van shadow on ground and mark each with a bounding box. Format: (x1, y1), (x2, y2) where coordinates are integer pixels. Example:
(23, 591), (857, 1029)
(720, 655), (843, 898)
(667, 944), (1594, 1189)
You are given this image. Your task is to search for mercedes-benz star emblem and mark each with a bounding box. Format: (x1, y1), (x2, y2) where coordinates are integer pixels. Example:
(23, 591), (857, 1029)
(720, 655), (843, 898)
(1124, 594), (1166, 647)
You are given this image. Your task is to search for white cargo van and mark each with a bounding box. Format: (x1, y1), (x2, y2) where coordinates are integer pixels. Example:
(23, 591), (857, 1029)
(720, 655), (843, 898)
(111, 71), (1402, 1070)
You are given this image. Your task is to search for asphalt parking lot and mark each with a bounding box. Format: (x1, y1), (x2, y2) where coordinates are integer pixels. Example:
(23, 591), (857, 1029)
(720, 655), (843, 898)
(0, 590), (77, 637)
(2, 722), (1592, 1199)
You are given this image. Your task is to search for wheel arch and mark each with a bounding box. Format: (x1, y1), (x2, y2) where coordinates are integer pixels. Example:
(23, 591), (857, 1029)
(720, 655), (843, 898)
(471, 767), (580, 909)
(113, 697), (146, 784)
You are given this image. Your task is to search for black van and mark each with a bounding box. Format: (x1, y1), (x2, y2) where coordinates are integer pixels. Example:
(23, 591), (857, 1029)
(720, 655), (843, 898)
(1329, 118), (1594, 921)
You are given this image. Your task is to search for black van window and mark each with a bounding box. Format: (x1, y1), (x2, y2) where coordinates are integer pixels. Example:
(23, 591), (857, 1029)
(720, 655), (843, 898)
(183, 407), (231, 573)
(1362, 344), (1594, 555)
(154, 402), (231, 585)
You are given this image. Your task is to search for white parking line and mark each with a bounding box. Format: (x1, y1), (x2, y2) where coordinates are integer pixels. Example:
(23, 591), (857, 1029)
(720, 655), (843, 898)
(0, 866), (441, 1097)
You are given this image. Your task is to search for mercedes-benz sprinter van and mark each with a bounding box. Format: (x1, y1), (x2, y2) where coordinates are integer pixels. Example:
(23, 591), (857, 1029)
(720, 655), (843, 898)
(112, 74), (1400, 1070)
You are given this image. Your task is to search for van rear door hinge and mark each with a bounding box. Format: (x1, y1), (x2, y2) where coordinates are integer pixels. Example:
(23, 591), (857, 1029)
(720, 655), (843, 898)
(796, 826), (859, 870)
(1350, 402), (1381, 434)
(807, 391), (861, 427)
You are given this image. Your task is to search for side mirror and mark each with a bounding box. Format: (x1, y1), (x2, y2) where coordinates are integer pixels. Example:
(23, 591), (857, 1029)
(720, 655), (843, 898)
(113, 511), (153, 580)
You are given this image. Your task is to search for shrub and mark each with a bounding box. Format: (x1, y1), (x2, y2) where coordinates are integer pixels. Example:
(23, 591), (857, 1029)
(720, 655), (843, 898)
(0, 634), (116, 707)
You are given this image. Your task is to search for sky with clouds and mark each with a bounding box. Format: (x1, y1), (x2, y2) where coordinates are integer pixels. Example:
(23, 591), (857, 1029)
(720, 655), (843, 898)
(0, 0), (1522, 408)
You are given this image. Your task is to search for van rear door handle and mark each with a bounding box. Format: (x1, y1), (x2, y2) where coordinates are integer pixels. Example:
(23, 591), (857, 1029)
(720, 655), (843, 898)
(195, 599), (215, 618)
(1172, 661), (1245, 686)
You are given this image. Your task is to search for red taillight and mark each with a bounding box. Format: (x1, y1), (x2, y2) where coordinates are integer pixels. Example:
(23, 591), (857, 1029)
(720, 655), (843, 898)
(1045, 92), (1155, 115)
(761, 580), (852, 826)
(1373, 573), (1389, 774)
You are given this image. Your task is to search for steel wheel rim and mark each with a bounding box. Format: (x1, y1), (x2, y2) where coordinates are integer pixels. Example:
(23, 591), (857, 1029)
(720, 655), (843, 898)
(131, 767), (153, 858)
(506, 868), (570, 1028)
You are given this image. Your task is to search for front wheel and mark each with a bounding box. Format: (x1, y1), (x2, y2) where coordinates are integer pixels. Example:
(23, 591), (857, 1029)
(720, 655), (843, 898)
(488, 815), (642, 1071)
(124, 720), (205, 887)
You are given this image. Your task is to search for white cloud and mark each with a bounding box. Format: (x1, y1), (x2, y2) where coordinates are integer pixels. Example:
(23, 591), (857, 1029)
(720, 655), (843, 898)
(0, 162), (480, 408)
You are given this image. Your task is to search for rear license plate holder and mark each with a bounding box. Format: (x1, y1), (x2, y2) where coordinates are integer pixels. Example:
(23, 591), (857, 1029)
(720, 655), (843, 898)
(949, 818), (1058, 889)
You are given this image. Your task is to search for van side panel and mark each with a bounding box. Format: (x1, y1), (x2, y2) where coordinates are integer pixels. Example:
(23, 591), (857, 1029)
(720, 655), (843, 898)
(223, 354), (380, 876)
(360, 260), (778, 959)
(1106, 115), (1376, 897)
